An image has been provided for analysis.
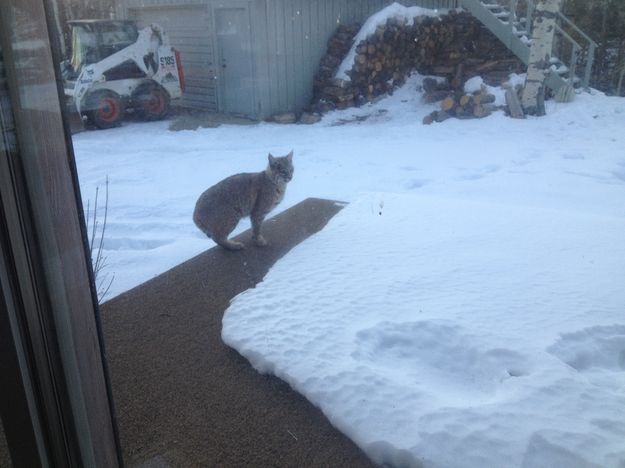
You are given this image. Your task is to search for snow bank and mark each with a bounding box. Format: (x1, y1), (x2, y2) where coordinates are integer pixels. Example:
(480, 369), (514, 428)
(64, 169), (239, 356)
(335, 3), (442, 80)
(223, 193), (625, 468)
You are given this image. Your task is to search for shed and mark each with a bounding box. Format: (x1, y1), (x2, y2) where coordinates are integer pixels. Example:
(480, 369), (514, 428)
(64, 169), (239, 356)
(116, 0), (458, 119)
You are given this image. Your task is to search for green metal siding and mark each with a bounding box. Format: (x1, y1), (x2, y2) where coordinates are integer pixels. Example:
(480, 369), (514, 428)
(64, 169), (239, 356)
(129, 5), (218, 111)
(120, 0), (459, 118)
(254, 0), (459, 118)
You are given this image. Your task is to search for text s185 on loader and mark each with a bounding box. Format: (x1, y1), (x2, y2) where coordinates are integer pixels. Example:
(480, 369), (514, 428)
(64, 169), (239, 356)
(61, 20), (185, 129)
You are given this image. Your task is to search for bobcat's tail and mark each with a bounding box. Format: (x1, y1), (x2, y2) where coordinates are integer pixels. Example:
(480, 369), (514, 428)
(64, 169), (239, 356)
(193, 210), (213, 239)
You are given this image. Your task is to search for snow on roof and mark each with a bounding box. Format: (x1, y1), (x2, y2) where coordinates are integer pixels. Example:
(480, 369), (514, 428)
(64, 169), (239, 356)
(335, 2), (444, 81)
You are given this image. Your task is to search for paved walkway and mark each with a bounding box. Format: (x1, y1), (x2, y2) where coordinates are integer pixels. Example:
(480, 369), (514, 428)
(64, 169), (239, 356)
(101, 198), (375, 467)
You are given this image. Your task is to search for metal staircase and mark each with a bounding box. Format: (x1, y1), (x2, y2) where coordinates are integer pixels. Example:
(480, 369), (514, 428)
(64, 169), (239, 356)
(459, 0), (597, 100)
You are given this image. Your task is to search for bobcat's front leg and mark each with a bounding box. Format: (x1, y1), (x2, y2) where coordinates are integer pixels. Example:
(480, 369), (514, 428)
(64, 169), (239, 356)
(251, 212), (268, 247)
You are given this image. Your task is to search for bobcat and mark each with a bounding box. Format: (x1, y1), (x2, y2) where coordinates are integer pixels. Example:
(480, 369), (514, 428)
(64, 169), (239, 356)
(193, 151), (294, 250)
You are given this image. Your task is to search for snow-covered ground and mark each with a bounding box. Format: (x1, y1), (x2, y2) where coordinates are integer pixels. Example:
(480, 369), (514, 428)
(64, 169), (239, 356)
(223, 193), (625, 467)
(73, 74), (625, 467)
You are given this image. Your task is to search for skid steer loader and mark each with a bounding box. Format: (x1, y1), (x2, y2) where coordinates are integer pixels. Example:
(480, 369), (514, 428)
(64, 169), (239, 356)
(61, 20), (184, 129)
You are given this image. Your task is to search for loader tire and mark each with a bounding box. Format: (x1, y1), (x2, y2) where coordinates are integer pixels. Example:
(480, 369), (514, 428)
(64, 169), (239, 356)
(84, 90), (124, 129)
(133, 83), (170, 121)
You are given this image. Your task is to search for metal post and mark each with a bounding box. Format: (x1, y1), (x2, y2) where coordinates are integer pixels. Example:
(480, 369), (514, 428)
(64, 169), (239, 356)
(509, 0), (518, 37)
(569, 44), (578, 86)
(618, 66), (625, 95)
(584, 43), (595, 90)
(526, 0), (534, 35)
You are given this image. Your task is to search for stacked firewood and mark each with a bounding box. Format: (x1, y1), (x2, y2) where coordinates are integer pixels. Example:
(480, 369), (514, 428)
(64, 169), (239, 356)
(312, 24), (359, 113)
(346, 10), (522, 100)
(311, 10), (523, 112)
(421, 76), (498, 124)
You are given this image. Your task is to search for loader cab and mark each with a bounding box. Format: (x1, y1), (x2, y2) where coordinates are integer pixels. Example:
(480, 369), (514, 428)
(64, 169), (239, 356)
(66, 20), (138, 75)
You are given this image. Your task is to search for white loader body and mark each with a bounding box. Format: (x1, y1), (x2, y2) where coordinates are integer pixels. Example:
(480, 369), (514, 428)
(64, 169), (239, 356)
(64, 21), (184, 128)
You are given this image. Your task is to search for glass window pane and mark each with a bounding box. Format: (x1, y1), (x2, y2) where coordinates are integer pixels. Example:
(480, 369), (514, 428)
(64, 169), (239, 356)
(3, 0), (625, 466)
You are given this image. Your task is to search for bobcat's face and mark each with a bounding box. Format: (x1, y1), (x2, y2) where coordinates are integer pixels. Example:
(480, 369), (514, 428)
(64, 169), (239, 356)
(268, 151), (294, 183)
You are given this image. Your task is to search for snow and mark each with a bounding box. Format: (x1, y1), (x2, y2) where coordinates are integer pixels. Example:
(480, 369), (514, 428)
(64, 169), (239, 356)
(335, 3), (443, 80)
(223, 193), (625, 468)
(72, 73), (625, 467)
(463, 76), (484, 94)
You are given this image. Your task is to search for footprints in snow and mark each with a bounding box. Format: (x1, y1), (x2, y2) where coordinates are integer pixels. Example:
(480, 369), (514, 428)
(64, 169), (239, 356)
(352, 321), (531, 403)
(98, 222), (191, 251)
(458, 164), (501, 181)
(562, 153), (586, 160)
(547, 325), (625, 373)
(352, 320), (625, 402)
(405, 179), (430, 189)
(103, 237), (172, 251)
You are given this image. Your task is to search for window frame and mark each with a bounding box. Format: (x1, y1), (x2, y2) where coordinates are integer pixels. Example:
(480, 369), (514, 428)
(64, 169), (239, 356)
(0, 0), (123, 465)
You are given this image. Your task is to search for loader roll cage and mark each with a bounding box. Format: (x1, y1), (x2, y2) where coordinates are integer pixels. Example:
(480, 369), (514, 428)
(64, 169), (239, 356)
(62, 19), (183, 128)
(68, 20), (139, 75)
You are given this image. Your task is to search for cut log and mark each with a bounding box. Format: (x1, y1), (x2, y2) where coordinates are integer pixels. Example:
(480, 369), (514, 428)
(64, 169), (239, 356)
(422, 78), (438, 93)
(459, 94), (472, 106)
(423, 90), (452, 103)
(433, 65), (455, 75)
(474, 60), (501, 72)
(330, 78), (351, 89)
(441, 96), (456, 112)
(473, 104), (491, 118)
(505, 88), (525, 119)
(451, 63), (465, 89)
(434, 110), (451, 122)
(480, 93), (496, 105)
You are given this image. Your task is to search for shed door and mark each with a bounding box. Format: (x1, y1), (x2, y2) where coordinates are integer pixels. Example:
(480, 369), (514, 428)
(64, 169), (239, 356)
(215, 7), (255, 117)
(130, 6), (217, 111)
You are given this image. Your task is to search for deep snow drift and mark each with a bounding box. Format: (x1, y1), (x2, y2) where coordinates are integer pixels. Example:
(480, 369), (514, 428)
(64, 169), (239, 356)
(222, 193), (625, 467)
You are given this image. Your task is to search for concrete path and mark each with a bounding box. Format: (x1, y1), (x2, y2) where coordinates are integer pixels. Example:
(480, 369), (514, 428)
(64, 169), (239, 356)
(101, 198), (375, 467)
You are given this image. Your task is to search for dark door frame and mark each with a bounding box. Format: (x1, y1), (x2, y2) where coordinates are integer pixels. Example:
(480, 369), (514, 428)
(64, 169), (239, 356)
(0, 0), (122, 466)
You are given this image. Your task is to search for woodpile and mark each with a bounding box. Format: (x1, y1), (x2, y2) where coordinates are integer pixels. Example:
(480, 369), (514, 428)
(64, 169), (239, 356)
(422, 78), (497, 124)
(311, 10), (524, 115)
(312, 24), (359, 113)
(504, 83), (526, 119)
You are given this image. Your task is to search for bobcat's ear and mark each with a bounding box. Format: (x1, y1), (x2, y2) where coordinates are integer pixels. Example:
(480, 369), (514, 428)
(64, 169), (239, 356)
(268, 153), (275, 164)
(286, 150), (293, 161)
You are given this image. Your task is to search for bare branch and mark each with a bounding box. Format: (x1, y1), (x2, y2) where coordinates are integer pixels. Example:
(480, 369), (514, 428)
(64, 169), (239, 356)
(85, 177), (114, 303)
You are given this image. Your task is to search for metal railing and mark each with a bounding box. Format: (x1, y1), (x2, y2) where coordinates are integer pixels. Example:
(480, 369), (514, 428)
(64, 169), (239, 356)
(618, 65), (625, 95)
(512, 0), (595, 89)
(555, 10), (597, 89)
(553, 24), (580, 87)
(461, 0), (596, 90)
